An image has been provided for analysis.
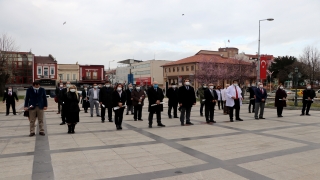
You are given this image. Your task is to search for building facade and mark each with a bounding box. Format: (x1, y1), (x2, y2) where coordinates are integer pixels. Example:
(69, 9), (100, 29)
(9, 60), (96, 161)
(79, 65), (105, 86)
(105, 69), (116, 84)
(57, 64), (80, 85)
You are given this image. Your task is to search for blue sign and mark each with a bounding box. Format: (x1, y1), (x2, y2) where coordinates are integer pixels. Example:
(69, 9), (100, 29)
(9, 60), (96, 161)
(128, 74), (134, 84)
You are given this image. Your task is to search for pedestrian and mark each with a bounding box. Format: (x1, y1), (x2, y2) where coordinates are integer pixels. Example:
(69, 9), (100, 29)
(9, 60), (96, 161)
(59, 81), (71, 125)
(197, 84), (207, 116)
(99, 81), (114, 122)
(204, 83), (218, 123)
(166, 83), (179, 119)
(301, 83), (316, 116)
(64, 85), (80, 134)
(3, 87), (18, 116)
(226, 80), (243, 122)
(24, 81), (48, 136)
(275, 84), (287, 117)
(125, 84), (134, 115)
(112, 84), (127, 130)
(254, 82), (267, 120)
(215, 85), (223, 110)
(88, 83), (100, 117)
(147, 81), (165, 128)
(178, 79), (196, 126)
(131, 84), (145, 121)
(81, 85), (90, 113)
(55, 83), (64, 114)
(248, 84), (256, 113)
(222, 84), (230, 115)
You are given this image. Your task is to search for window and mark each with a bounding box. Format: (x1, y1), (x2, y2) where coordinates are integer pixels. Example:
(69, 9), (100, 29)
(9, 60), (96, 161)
(73, 74), (76, 80)
(37, 66), (42, 75)
(173, 67), (175, 72)
(61, 74), (64, 80)
(18, 62), (22, 68)
(44, 67), (49, 76)
(186, 66), (189, 71)
(169, 68), (171, 72)
(86, 72), (91, 79)
(67, 74), (70, 80)
(165, 68), (167, 73)
(191, 66), (194, 71)
(181, 66), (184, 71)
(50, 67), (55, 75)
(93, 72), (97, 79)
(177, 67), (179, 72)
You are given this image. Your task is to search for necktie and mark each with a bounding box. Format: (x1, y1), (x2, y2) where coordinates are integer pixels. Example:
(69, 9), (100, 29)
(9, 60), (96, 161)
(261, 88), (263, 94)
(155, 88), (157, 92)
(235, 87), (238, 99)
(211, 90), (214, 97)
(186, 86), (189, 90)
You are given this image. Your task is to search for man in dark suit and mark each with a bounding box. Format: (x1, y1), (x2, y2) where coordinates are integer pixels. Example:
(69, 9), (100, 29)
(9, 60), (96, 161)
(204, 83), (218, 123)
(24, 81), (48, 136)
(166, 83), (179, 119)
(3, 87), (19, 116)
(81, 85), (90, 113)
(248, 85), (256, 113)
(301, 83), (316, 116)
(55, 82), (64, 114)
(147, 81), (165, 128)
(99, 81), (114, 122)
(59, 81), (71, 125)
(254, 82), (268, 119)
(125, 84), (134, 115)
(178, 79), (196, 126)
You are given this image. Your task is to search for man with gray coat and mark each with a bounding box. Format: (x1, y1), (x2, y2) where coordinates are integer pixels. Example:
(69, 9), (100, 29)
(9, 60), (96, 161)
(88, 83), (100, 117)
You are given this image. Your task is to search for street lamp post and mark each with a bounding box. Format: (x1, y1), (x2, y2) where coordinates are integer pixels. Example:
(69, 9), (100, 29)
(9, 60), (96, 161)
(109, 60), (115, 70)
(288, 67), (301, 106)
(257, 18), (274, 85)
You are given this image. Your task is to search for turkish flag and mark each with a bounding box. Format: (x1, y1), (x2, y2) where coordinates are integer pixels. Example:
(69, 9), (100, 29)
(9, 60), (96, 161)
(260, 56), (267, 79)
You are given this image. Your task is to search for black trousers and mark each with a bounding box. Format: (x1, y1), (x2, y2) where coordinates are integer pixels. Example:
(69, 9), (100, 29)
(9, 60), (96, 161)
(134, 105), (143, 120)
(205, 103), (215, 121)
(277, 106), (283, 116)
(6, 102), (16, 115)
(61, 105), (66, 123)
(217, 100), (224, 110)
(101, 107), (113, 120)
(200, 103), (205, 114)
(229, 99), (240, 120)
(148, 110), (161, 125)
(114, 108), (124, 126)
(168, 103), (178, 117)
(302, 101), (312, 114)
(249, 99), (255, 112)
(58, 102), (61, 113)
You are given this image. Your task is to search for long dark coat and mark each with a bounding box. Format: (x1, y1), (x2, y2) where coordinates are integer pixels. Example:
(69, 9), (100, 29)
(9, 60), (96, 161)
(65, 92), (80, 123)
(275, 89), (287, 107)
(112, 90), (127, 108)
(81, 90), (90, 108)
(302, 89), (316, 103)
(125, 89), (133, 105)
(99, 87), (114, 108)
(131, 89), (145, 106)
(178, 86), (196, 108)
(147, 87), (164, 112)
(166, 87), (179, 106)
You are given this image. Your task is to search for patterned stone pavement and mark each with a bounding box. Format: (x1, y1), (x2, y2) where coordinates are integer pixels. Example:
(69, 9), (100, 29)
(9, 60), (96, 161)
(1, 101), (320, 180)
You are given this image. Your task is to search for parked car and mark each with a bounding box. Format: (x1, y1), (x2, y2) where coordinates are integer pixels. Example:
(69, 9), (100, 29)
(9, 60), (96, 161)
(267, 89), (295, 99)
(290, 89), (304, 97)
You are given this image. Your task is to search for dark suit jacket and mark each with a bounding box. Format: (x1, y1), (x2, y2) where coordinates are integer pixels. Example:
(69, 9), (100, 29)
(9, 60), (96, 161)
(99, 87), (114, 107)
(303, 89), (316, 103)
(125, 89), (133, 105)
(178, 86), (196, 107)
(204, 89), (218, 106)
(112, 90), (127, 108)
(3, 91), (18, 103)
(147, 87), (164, 112)
(24, 87), (48, 109)
(131, 89), (145, 106)
(166, 88), (179, 105)
(249, 86), (256, 99)
(254, 88), (267, 103)
(58, 88), (67, 104)
(275, 89), (287, 107)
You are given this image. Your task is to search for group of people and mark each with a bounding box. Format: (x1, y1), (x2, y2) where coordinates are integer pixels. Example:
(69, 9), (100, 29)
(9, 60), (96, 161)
(18, 78), (316, 137)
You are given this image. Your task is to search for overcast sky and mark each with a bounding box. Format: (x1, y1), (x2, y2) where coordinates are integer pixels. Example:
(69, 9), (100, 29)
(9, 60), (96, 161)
(1, 0), (319, 69)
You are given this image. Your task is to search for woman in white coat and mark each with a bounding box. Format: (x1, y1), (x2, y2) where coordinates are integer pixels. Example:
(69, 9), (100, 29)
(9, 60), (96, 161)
(222, 84), (230, 115)
(226, 80), (244, 122)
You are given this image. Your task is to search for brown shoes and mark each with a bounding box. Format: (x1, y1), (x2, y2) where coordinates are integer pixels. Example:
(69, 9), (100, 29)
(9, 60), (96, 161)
(29, 133), (35, 137)
(39, 132), (45, 136)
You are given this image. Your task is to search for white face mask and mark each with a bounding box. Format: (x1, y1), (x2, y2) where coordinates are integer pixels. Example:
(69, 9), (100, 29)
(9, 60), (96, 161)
(280, 86), (284, 89)
(203, 86), (207, 88)
(307, 86), (311, 89)
(209, 86), (214, 89)
(259, 85), (263, 88)
(60, 85), (63, 87)
(34, 87), (39, 90)
(136, 87), (141, 90)
(105, 84), (110, 87)
(70, 89), (76, 92)
(233, 83), (238, 86)
(8, 89), (12, 91)
(185, 82), (190, 86)
(94, 86), (98, 89)
(66, 84), (71, 88)
(172, 85), (177, 88)
(84, 88), (87, 90)
(129, 87), (133, 90)
(117, 87), (122, 91)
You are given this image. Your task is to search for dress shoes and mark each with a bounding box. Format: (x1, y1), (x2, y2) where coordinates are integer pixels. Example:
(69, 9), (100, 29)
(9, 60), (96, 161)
(101, 120), (105, 123)
(119, 126), (122, 130)
(5, 114), (8, 116)
(91, 114), (93, 117)
(39, 132), (45, 136)
(255, 118), (259, 120)
(57, 112), (60, 114)
(200, 114), (203, 117)
(168, 116), (172, 119)
(138, 119), (143, 121)
(174, 116), (179, 118)
(116, 126), (121, 130)
(236, 118), (243, 121)
(230, 119), (234, 122)
(29, 133), (35, 137)
(278, 115), (283, 117)
(60, 122), (66, 125)
(181, 123), (184, 126)
(186, 122), (194, 125)
(134, 119), (137, 121)
(259, 117), (265, 119)
(97, 115), (100, 117)
(210, 120), (216, 123)
(158, 123), (165, 127)
(13, 113), (16, 115)
(149, 125), (152, 128)
(306, 114), (311, 116)
(126, 112), (129, 115)
(109, 120), (113, 122)
(300, 114), (304, 116)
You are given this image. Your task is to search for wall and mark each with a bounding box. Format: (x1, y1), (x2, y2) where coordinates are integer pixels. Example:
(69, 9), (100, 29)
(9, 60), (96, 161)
(57, 64), (79, 84)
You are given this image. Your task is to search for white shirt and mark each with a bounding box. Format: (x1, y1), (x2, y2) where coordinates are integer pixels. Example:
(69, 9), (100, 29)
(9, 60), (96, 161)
(215, 89), (222, 100)
(93, 89), (98, 99)
(226, 85), (243, 107)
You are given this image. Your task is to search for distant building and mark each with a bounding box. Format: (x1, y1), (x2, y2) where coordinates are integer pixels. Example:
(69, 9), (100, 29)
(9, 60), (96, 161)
(105, 69), (116, 84)
(115, 59), (142, 84)
(57, 64), (80, 85)
(196, 47), (239, 58)
(79, 65), (105, 86)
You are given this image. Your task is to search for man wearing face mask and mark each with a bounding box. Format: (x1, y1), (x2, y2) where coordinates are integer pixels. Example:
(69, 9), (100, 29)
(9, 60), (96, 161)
(3, 87), (18, 116)
(88, 83), (100, 117)
(197, 84), (207, 116)
(226, 80), (243, 122)
(125, 84), (134, 115)
(59, 81), (71, 125)
(215, 85), (223, 111)
(99, 81), (114, 122)
(254, 82), (268, 120)
(222, 84), (230, 115)
(178, 79), (196, 126)
(55, 83), (64, 114)
(248, 84), (256, 113)
(131, 84), (145, 121)
(204, 83), (218, 123)
(166, 83), (179, 119)
(81, 85), (90, 113)
(301, 83), (316, 116)
(147, 81), (165, 128)
(24, 81), (48, 136)
(275, 84), (287, 117)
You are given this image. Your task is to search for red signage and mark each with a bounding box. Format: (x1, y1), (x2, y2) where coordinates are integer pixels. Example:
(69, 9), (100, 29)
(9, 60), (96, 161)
(260, 56), (267, 79)
(135, 77), (151, 85)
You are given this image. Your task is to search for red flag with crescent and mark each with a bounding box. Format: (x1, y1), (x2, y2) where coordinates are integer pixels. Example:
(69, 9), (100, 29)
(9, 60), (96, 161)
(260, 56), (267, 79)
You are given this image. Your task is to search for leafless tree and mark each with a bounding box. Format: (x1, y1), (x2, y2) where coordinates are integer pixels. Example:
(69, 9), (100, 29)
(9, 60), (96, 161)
(299, 46), (320, 85)
(0, 34), (18, 96)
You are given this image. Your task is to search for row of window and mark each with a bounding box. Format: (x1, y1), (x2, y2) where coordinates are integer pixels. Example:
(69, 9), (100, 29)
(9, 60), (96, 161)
(133, 63), (150, 69)
(60, 74), (78, 81)
(6, 76), (33, 84)
(4, 61), (32, 68)
(37, 66), (55, 76)
(165, 65), (194, 73)
(133, 70), (150, 75)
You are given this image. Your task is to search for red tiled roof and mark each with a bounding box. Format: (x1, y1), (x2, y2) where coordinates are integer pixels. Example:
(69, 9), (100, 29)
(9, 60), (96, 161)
(245, 54), (274, 60)
(162, 54), (252, 67)
(34, 55), (56, 64)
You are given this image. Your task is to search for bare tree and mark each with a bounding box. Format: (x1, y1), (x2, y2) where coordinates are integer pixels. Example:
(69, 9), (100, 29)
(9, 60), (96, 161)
(0, 34), (18, 96)
(299, 46), (320, 85)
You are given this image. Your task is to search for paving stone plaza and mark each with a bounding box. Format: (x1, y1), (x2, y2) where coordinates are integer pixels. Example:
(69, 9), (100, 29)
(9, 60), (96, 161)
(1, 100), (320, 180)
